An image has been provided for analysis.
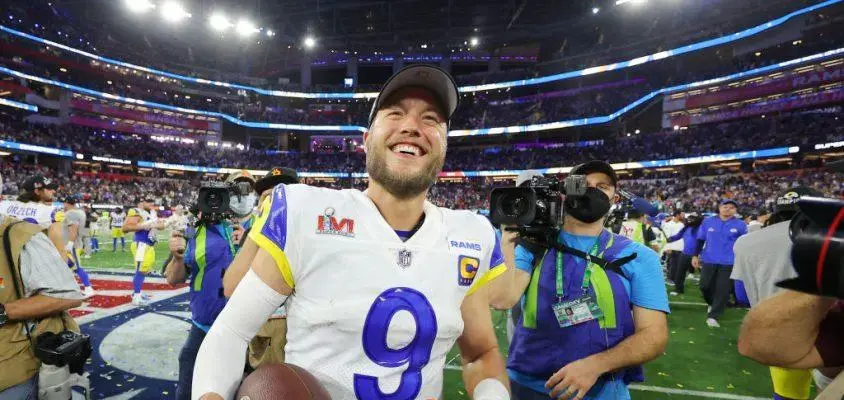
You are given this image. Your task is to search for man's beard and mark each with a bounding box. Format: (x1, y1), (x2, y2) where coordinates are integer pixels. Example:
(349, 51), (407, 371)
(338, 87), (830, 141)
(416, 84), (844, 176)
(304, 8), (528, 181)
(366, 143), (444, 200)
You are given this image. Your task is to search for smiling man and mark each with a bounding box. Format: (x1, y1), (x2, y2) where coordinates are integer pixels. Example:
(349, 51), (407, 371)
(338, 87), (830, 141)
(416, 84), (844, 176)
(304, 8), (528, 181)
(192, 66), (511, 400)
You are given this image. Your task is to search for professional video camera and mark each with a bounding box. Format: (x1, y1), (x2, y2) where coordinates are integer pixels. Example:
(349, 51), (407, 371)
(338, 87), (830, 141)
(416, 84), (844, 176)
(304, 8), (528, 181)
(196, 180), (252, 223)
(489, 174), (586, 227)
(777, 197), (844, 299)
(488, 172), (638, 276)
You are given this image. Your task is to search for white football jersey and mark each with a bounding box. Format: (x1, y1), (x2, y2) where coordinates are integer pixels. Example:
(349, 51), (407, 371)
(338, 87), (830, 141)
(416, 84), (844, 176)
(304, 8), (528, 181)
(110, 212), (126, 228)
(0, 200), (58, 229)
(249, 184), (505, 400)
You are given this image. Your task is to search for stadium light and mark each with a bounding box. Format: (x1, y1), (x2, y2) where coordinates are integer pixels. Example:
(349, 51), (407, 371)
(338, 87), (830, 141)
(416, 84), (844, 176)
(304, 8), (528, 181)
(126, 0), (155, 13)
(469, 37), (479, 47)
(592, 7), (600, 14)
(160, 2), (191, 23)
(303, 36), (316, 49)
(209, 13), (232, 31)
(236, 19), (258, 36)
(266, 29), (275, 37)
(615, 0), (647, 5)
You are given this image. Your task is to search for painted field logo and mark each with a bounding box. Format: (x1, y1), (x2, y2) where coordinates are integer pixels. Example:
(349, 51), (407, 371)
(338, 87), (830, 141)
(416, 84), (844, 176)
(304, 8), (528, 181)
(316, 207), (355, 237)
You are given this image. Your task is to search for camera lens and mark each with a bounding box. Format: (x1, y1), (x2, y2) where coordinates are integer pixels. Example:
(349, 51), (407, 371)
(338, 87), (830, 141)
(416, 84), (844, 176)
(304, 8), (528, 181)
(206, 193), (222, 209)
(501, 194), (529, 218)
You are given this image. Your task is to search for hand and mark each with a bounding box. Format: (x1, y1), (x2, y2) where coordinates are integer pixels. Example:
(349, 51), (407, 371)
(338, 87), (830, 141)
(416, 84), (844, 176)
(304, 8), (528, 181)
(546, 357), (605, 400)
(232, 225), (245, 243)
(169, 231), (186, 258)
(500, 224), (519, 245)
(153, 220), (167, 230)
(691, 256), (701, 269)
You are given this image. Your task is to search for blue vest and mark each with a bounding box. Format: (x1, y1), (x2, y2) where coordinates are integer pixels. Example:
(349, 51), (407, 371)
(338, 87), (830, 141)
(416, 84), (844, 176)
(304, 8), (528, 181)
(508, 230), (645, 387)
(185, 223), (235, 327)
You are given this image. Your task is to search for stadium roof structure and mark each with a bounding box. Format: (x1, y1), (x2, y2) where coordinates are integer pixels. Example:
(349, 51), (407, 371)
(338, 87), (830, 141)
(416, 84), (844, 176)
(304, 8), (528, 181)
(13, 0), (824, 77)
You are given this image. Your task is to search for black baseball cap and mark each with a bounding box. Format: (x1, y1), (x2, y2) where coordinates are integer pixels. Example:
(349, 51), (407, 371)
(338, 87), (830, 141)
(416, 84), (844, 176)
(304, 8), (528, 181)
(774, 186), (823, 214)
(720, 199), (738, 207)
(22, 175), (58, 191)
(368, 65), (460, 127)
(570, 161), (619, 187)
(255, 167), (299, 195)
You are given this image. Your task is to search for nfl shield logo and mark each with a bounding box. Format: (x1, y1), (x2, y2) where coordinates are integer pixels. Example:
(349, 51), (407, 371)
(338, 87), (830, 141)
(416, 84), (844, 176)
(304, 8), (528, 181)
(397, 249), (412, 269)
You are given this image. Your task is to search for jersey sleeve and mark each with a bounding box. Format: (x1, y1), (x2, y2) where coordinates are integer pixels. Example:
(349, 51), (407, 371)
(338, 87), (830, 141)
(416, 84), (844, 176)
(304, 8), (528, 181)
(248, 184), (296, 289)
(466, 219), (507, 296)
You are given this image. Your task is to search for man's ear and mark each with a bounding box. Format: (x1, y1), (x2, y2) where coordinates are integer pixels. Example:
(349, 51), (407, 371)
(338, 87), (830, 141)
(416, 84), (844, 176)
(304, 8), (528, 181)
(362, 131), (370, 154)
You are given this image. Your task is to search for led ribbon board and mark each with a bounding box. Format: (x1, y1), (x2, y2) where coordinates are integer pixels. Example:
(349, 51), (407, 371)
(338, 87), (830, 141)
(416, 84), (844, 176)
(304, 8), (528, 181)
(2, 47), (843, 136)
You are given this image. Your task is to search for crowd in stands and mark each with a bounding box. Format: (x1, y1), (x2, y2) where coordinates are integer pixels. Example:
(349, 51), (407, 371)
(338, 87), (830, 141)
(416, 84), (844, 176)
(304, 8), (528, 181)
(1, 153), (840, 220)
(1, 109), (840, 175)
(0, 157), (196, 206)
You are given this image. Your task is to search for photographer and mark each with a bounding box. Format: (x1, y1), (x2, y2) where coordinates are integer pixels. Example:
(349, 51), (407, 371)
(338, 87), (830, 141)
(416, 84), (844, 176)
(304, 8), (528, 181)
(732, 187), (825, 400)
(0, 174), (86, 399)
(738, 292), (842, 393)
(494, 161), (669, 399)
(226, 171), (257, 248)
(164, 171), (255, 400)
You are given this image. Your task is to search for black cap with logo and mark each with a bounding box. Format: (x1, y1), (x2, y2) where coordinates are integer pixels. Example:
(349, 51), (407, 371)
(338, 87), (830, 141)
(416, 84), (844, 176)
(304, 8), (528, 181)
(255, 167), (299, 195)
(21, 175), (58, 191)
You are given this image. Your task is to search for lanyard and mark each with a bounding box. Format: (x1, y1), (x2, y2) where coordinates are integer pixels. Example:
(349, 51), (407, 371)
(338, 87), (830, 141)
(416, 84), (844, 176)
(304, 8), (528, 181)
(220, 223), (236, 256)
(555, 232), (604, 301)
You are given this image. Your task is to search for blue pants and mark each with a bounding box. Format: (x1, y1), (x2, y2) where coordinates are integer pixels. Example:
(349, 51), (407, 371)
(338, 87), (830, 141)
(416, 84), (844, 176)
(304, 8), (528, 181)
(176, 325), (206, 400)
(511, 380), (550, 400)
(0, 374), (37, 400)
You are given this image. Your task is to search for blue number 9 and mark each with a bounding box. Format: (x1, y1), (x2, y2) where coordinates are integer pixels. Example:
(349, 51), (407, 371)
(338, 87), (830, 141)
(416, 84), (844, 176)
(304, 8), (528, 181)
(353, 287), (437, 400)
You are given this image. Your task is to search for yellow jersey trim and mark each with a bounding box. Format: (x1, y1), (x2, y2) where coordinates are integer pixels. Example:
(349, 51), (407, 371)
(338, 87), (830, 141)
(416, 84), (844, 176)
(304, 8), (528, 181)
(251, 234), (295, 289)
(249, 196), (295, 288)
(466, 262), (507, 297)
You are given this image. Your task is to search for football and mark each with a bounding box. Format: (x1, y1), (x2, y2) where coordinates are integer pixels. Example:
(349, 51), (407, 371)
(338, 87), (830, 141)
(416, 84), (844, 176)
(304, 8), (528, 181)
(235, 363), (332, 400)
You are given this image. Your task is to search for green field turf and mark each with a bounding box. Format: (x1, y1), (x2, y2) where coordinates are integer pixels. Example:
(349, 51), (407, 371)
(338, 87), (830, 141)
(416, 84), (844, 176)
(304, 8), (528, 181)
(83, 234), (779, 399)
